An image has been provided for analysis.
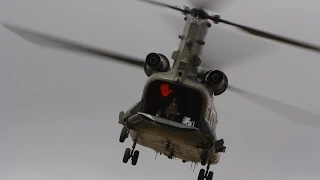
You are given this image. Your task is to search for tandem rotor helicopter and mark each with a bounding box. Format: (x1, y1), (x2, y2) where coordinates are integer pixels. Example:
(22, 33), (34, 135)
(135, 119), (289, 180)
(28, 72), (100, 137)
(2, 0), (320, 179)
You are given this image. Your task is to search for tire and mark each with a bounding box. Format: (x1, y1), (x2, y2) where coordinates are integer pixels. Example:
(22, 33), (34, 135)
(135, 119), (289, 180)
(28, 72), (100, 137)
(123, 148), (131, 163)
(131, 150), (139, 165)
(207, 171), (214, 180)
(198, 169), (205, 180)
(119, 126), (128, 143)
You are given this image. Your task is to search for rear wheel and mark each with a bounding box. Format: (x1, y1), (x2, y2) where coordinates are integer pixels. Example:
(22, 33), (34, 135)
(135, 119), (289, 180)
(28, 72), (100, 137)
(207, 171), (214, 180)
(123, 148), (131, 163)
(197, 169), (205, 180)
(131, 150), (139, 165)
(119, 126), (128, 143)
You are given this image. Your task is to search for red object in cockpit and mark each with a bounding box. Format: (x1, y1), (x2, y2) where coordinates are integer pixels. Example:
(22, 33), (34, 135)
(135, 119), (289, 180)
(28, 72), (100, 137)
(160, 83), (173, 97)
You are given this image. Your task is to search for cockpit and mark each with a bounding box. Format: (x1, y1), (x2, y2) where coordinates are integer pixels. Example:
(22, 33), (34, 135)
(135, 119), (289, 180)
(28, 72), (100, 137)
(142, 80), (203, 127)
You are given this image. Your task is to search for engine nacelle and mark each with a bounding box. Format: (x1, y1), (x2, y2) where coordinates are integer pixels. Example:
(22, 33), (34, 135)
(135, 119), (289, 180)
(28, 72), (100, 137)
(202, 69), (228, 96)
(143, 52), (170, 77)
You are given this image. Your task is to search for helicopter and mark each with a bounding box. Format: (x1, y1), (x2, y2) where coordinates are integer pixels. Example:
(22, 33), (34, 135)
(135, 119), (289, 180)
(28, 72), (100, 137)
(2, 0), (320, 180)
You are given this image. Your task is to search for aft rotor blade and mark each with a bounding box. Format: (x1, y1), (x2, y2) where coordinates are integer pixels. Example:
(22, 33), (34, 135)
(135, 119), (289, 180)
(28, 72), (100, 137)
(212, 17), (320, 53)
(1, 22), (145, 67)
(228, 85), (320, 129)
(138, 0), (189, 14)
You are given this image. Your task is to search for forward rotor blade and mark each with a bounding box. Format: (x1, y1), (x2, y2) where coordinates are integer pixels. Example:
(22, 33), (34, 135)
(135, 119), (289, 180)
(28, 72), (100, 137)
(138, 0), (189, 13)
(161, 14), (273, 70)
(1, 22), (145, 67)
(214, 17), (320, 53)
(228, 85), (320, 129)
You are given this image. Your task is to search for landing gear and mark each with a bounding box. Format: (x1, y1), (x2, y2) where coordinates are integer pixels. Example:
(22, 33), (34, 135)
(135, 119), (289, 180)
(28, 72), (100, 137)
(122, 140), (140, 166)
(198, 149), (213, 180)
(198, 163), (214, 180)
(119, 126), (129, 143)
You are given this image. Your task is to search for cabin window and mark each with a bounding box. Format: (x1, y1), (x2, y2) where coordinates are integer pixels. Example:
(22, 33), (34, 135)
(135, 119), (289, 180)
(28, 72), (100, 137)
(142, 80), (203, 127)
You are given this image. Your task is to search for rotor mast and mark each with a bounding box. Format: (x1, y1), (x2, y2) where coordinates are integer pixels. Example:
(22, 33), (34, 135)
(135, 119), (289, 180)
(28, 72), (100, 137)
(170, 8), (211, 82)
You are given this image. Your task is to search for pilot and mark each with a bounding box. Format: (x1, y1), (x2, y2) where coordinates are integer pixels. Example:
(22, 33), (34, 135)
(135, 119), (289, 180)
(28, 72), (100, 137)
(165, 97), (180, 120)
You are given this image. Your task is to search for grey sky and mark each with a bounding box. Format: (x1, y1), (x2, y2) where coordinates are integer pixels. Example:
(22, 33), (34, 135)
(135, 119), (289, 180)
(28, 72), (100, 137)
(1, 0), (320, 180)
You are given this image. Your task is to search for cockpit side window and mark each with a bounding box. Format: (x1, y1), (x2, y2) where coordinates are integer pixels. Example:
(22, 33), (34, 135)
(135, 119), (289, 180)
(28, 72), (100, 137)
(142, 80), (203, 127)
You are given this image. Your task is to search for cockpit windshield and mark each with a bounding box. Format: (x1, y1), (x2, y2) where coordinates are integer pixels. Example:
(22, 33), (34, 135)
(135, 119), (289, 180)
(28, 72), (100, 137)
(142, 80), (203, 127)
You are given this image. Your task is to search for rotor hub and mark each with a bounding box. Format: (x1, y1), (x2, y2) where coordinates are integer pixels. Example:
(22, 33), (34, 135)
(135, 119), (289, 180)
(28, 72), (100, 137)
(190, 8), (209, 19)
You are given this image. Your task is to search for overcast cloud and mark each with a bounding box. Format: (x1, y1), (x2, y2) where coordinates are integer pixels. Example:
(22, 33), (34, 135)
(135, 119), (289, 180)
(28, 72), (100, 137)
(1, 0), (320, 180)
